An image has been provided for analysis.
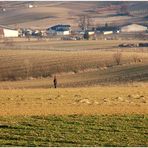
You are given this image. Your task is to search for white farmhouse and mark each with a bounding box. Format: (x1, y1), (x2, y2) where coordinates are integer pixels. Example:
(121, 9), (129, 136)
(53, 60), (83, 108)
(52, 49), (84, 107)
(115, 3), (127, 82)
(103, 31), (113, 35)
(0, 26), (19, 37)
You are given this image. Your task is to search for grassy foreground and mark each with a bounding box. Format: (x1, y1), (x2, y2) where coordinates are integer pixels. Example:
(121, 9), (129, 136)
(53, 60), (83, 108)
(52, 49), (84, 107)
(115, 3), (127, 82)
(0, 115), (147, 147)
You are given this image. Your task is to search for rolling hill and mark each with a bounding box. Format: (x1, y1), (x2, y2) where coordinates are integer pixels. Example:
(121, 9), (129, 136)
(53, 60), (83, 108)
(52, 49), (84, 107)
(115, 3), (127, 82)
(0, 1), (148, 29)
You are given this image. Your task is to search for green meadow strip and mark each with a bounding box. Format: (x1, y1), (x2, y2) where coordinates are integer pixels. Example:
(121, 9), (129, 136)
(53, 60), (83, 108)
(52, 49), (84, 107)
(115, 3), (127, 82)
(0, 114), (147, 147)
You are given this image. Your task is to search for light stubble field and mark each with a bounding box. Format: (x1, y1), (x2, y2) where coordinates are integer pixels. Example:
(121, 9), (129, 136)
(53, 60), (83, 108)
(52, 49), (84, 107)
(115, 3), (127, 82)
(0, 85), (148, 116)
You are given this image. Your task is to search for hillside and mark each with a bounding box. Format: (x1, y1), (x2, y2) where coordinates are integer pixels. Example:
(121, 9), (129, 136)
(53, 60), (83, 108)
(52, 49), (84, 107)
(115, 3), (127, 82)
(0, 1), (148, 29)
(0, 46), (148, 88)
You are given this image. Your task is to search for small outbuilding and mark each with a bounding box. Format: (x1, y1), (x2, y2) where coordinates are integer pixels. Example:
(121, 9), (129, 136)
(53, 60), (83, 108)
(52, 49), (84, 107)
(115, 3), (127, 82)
(121, 24), (147, 32)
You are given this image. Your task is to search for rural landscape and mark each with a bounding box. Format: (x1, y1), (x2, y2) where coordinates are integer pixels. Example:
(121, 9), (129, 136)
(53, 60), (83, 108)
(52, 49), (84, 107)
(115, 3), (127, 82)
(0, 1), (148, 147)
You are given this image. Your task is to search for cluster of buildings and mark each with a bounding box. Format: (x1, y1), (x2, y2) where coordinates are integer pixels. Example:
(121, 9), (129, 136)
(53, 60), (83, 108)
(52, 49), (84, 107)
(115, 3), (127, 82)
(0, 23), (148, 39)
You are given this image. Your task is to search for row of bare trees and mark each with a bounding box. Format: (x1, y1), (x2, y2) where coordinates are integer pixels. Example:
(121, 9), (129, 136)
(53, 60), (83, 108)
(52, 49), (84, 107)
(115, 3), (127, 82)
(78, 14), (96, 31)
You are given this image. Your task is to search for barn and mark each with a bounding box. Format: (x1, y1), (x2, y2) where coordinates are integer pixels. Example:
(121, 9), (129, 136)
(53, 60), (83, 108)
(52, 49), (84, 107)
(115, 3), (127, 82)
(121, 24), (147, 32)
(0, 26), (19, 38)
(47, 24), (71, 36)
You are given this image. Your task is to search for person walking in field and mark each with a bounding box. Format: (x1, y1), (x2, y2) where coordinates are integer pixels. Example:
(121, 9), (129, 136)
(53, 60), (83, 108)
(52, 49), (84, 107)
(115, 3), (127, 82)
(53, 75), (57, 88)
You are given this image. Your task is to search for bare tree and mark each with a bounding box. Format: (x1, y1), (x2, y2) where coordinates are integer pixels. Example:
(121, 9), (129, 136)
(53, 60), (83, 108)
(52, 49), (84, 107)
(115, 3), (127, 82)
(113, 51), (122, 65)
(78, 15), (92, 31)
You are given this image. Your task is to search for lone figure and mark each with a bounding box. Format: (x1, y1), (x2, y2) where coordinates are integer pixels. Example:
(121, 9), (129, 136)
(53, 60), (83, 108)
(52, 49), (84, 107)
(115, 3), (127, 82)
(53, 75), (57, 88)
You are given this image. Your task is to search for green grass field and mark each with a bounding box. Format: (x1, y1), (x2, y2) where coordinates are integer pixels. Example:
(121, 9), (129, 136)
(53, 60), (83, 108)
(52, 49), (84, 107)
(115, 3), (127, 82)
(0, 115), (147, 147)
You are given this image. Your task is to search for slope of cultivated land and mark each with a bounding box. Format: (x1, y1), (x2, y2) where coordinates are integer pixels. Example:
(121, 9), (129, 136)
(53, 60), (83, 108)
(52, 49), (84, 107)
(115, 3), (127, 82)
(0, 2), (96, 28)
(0, 115), (147, 146)
(0, 6), (72, 27)
(0, 62), (148, 89)
(0, 46), (148, 82)
(0, 49), (117, 80)
(0, 85), (148, 116)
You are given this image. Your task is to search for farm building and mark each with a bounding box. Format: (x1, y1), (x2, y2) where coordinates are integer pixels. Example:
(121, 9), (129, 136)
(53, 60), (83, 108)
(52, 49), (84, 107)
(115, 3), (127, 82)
(96, 25), (120, 35)
(47, 24), (71, 35)
(103, 31), (113, 35)
(87, 30), (95, 35)
(28, 4), (34, 8)
(121, 24), (147, 32)
(0, 26), (19, 38)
